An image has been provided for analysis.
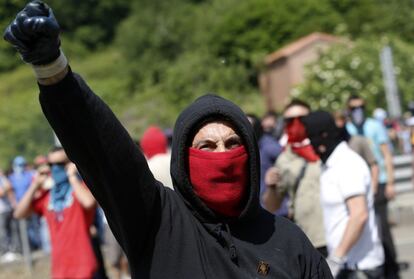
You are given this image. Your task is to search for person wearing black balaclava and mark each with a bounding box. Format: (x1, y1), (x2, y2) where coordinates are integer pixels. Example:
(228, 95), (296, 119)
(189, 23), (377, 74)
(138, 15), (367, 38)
(346, 95), (400, 279)
(3, 2), (333, 278)
(302, 111), (385, 278)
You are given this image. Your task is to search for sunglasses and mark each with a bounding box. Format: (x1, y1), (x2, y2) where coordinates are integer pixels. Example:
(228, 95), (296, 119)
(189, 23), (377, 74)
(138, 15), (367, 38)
(283, 116), (305, 124)
(349, 105), (365, 111)
(47, 162), (67, 167)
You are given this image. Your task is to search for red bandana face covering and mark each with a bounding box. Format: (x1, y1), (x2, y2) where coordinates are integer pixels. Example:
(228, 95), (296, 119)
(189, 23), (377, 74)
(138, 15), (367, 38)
(188, 146), (248, 217)
(286, 118), (319, 162)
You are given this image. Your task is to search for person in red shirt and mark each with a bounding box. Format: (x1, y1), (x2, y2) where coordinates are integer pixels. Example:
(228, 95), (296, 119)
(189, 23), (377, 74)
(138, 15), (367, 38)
(14, 147), (97, 279)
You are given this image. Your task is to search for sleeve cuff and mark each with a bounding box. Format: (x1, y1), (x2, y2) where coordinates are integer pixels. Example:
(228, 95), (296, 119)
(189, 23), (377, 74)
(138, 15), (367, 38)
(38, 67), (81, 104)
(32, 51), (68, 79)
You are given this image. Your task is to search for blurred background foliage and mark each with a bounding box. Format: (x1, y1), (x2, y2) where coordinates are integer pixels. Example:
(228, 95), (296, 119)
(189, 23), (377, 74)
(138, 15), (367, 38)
(294, 37), (414, 114)
(1, 0), (414, 167)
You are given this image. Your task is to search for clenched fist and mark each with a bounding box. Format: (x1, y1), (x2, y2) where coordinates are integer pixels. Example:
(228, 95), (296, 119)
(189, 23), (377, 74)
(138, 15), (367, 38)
(3, 1), (60, 65)
(265, 167), (280, 188)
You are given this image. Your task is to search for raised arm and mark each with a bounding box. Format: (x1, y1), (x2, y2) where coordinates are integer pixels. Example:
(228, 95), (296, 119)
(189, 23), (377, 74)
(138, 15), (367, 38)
(4, 1), (161, 257)
(14, 173), (47, 219)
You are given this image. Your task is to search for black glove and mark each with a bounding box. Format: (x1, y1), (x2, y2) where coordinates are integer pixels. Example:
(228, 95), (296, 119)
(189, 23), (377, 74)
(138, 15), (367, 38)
(3, 1), (61, 65)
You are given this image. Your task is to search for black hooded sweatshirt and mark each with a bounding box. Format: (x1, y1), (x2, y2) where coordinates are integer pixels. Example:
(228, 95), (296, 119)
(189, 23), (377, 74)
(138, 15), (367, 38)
(38, 69), (332, 279)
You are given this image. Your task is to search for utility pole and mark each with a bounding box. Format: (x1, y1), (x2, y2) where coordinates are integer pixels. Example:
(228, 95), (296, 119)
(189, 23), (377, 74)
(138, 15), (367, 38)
(380, 45), (402, 119)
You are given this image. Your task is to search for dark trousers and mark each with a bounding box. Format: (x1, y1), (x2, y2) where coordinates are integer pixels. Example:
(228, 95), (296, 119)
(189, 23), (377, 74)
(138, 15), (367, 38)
(0, 212), (11, 254)
(337, 266), (384, 279)
(374, 184), (399, 279)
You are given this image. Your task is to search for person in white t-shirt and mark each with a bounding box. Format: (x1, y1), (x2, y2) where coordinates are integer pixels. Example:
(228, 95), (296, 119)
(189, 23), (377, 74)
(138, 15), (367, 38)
(303, 111), (384, 278)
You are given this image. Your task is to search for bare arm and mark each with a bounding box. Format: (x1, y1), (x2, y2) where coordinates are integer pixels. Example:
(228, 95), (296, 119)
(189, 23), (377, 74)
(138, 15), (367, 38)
(0, 186), (5, 198)
(333, 195), (368, 258)
(7, 188), (17, 209)
(67, 163), (96, 210)
(370, 163), (379, 194)
(13, 174), (46, 219)
(262, 187), (284, 213)
(262, 167), (284, 212)
(2, 179), (17, 209)
(0, 178), (10, 198)
(380, 143), (395, 199)
(358, 137), (379, 194)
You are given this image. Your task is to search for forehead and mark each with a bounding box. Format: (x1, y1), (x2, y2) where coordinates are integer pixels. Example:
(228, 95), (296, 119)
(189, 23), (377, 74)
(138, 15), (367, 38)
(284, 105), (309, 118)
(192, 121), (238, 141)
(348, 98), (364, 107)
(261, 115), (276, 125)
(48, 149), (68, 163)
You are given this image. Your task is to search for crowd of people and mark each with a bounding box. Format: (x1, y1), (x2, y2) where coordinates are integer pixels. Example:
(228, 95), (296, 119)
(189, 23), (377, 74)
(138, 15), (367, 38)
(256, 95), (414, 278)
(0, 124), (174, 278)
(1, 95), (412, 278)
(0, 150), (131, 279)
(1, 1), (414, 278)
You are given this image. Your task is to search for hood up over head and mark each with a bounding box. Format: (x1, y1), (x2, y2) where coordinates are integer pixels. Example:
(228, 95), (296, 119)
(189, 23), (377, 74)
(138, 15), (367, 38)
(171, 95), (260, 223)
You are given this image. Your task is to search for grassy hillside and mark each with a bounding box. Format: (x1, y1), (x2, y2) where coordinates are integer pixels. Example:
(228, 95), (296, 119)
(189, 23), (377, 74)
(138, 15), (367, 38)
(0, 48), (264, 168)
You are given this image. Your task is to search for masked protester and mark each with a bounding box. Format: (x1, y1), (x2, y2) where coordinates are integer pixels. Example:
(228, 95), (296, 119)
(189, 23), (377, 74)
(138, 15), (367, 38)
(13, 147), (98, 279)
(4, 2), (332, 278)
(302, 111), (385, 278)
(262, 100), (327, 257)
(333, 111), (379, 195)
(346, 96), (400, 278)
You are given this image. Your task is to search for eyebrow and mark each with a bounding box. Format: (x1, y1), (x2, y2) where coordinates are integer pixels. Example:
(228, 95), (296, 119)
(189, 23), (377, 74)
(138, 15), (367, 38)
(192, 134), (241, 147)
(192, 138), (216, 147)
(226, 134), (241, 141)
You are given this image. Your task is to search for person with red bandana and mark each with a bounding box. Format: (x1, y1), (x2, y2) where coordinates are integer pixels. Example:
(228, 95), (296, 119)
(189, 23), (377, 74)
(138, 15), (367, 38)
(262, 100), (327, 257)
(4, 2), (332, 278)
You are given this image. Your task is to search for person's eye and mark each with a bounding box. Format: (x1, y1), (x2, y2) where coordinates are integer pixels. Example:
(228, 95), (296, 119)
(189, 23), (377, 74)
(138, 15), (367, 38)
(226, 138), (241, 149)
(199, 142), (215, 151)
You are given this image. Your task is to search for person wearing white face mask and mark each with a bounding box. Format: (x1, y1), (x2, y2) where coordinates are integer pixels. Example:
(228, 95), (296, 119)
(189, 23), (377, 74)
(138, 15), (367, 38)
(346, 95), (399, 279)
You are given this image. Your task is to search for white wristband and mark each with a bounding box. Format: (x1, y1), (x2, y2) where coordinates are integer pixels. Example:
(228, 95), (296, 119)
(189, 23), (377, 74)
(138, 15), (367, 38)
(32, 51), (68, 79)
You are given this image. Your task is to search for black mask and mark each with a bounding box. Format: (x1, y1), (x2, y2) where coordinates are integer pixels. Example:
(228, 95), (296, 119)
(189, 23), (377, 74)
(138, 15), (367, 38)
(302, 111), (341, 163)
(339, 126), (351, 142)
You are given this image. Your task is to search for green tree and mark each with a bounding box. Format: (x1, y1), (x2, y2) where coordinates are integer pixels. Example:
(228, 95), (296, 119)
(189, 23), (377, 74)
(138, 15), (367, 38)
(0, 0), (132, 72)
(210, 0), (342, 85)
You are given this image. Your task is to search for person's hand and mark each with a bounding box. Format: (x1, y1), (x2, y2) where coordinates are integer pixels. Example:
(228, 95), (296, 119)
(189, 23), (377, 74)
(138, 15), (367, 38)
(385, 183), (396, 200)
(66, 163), (78, 178)
(327, 254), (345, 277)
(3, 1), (61, 65)
(371, 181), (378, 195)
(33, 172), (49, 189)
(265, 167), (280, 188)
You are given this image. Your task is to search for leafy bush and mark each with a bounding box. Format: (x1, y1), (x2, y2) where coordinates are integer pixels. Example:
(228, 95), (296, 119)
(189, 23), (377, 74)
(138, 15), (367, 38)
(293, 37), (414, 113)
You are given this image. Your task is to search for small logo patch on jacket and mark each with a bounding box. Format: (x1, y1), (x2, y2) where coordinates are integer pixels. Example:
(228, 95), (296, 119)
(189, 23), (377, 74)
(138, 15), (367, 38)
(257, 261), (269, 276)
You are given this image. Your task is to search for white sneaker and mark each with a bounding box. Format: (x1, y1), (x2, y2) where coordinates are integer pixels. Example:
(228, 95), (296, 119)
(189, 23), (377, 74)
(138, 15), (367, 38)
(0, 252), (22, 263)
